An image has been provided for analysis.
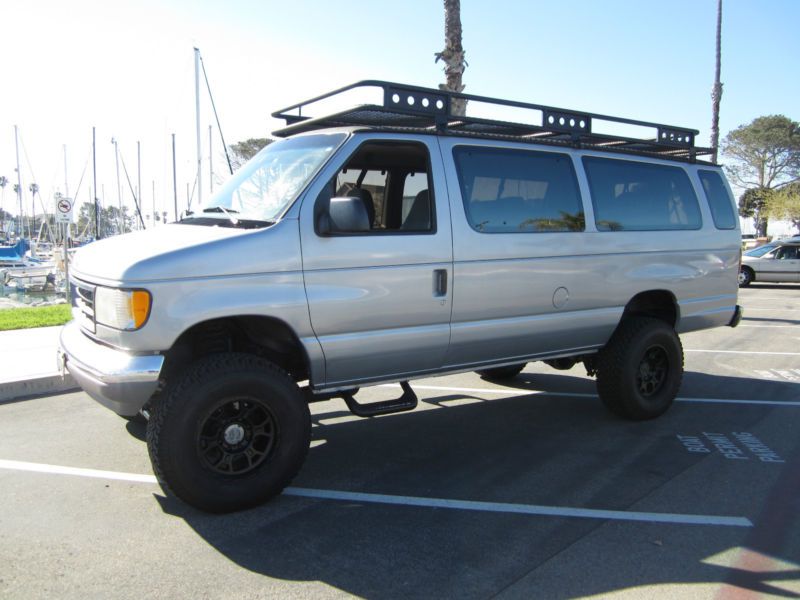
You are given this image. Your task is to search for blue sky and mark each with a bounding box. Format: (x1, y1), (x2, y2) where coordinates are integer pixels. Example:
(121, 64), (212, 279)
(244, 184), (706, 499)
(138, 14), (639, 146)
(1, 0), (798, 223)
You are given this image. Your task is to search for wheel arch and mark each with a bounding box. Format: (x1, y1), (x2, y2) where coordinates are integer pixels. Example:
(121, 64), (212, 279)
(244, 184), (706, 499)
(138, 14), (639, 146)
(160, 315), (314, 390)
(621, 290), (679, 328)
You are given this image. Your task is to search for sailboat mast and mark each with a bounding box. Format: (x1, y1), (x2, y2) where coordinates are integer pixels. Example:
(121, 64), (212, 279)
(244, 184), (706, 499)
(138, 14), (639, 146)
(194, 47), (202, 207)
(137, 141), (142, 229)
(14, 125), (23, 238)
(93, 127), (99, 239)
(113, 138), (122, 234)
(172, 133), (178, 222)
(63, 144), (70, 198)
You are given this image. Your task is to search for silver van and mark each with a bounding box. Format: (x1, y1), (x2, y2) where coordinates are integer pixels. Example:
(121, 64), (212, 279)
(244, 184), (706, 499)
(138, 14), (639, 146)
(59, 81), (743, 512)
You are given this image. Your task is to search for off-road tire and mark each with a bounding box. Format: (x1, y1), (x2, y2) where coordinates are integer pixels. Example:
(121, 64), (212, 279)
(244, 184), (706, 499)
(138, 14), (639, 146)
(476, 363), (526, 380)
(596, 317), (683, 421)
(146, 353), (310, 513)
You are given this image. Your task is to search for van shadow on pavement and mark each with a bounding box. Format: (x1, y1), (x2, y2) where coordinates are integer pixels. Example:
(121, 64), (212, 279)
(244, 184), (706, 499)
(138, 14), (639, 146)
(152, 370), (800, 598)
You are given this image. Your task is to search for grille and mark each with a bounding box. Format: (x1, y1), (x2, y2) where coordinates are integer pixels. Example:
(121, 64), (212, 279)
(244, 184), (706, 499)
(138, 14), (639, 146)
(71, 278), (96, 333)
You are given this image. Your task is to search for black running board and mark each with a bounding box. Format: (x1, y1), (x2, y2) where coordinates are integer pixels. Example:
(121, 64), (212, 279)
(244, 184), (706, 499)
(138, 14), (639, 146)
(341, 381), (418, 417)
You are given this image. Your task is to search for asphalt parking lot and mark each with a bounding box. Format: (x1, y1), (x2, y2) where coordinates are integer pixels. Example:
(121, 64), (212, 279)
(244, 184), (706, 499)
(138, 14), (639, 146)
(1, 284), (799, 599)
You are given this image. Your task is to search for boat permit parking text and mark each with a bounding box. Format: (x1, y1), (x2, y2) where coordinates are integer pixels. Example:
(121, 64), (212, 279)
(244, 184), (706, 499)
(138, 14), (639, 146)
(677, 432), (785, 463)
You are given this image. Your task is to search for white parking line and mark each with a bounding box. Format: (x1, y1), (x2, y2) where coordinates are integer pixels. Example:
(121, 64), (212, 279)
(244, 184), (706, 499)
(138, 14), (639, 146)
(284, 487), (753, 527)
(686, 349), (800, 356)
(743, 307), (800, 312)
(739, 325), (798, 328)
(0, 459), (752, 528)
(0, 459), (157, 483)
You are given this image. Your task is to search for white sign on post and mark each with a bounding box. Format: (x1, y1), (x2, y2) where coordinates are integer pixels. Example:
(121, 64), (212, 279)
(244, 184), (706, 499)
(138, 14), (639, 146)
(55, 197), (74, 224)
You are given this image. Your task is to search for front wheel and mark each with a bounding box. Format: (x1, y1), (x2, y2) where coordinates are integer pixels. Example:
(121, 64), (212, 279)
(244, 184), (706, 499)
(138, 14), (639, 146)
(146, 353), (310, 513)
(738, 267), (754, 288)
(596, 317), (683, 420)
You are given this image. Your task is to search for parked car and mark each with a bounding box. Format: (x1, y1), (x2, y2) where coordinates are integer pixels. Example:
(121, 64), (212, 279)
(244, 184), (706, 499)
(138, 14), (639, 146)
(741, 233), (759, 249)
(740, 242), (800, 287)
(59, 81), (742, 513)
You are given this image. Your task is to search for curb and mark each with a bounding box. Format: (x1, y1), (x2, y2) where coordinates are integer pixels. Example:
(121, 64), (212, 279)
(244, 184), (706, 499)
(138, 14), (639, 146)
(0, 374), (79, 403)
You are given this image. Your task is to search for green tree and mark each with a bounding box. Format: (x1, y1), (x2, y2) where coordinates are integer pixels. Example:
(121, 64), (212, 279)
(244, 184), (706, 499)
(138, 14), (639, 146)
(0, 176), (8, 235)
(0, 208), (12, 238)
(738, 188), (773, 237)
(76, 202), (133, 238)
(722, 115), (800, 236)
(229, 138), (272, 171)
(436, 0), (467, 116)
(766, 181), (800, 234)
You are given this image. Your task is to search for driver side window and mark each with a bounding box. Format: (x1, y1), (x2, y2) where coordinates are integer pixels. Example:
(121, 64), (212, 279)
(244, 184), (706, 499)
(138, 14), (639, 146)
(317, 141), (435, 234)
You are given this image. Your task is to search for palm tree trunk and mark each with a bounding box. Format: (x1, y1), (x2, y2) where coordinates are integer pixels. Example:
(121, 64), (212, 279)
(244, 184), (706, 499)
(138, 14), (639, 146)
(436, 0), (467, 116)
(710, 0), (723, 163)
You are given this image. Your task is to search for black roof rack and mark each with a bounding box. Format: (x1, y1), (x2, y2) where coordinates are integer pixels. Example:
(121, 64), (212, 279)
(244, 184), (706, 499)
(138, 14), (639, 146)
(272, 80), (713, 163)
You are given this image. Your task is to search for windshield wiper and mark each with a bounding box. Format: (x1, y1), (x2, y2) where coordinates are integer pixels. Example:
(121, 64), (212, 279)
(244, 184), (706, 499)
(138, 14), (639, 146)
(203, 206), (239, 225)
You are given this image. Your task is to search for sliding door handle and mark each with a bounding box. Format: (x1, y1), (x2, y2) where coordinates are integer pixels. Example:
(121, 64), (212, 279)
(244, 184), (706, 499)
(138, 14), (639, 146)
(433, 269), (448, 297)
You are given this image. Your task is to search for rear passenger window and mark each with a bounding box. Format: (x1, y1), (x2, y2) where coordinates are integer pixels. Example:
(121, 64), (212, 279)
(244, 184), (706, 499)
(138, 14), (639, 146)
(698, 170), (737, 230)
(453, 146), (584, 233)
(583, 157), (702, 231)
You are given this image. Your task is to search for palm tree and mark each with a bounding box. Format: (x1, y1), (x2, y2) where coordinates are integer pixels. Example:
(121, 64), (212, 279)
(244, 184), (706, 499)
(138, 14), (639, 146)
(435, 0), (467, 116)
(28, 182), (39, 239)
(710, 0), (723, 163)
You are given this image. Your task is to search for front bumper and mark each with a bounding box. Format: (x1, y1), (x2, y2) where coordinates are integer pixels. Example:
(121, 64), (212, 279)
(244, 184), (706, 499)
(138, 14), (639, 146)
(58, 321), (164, 416)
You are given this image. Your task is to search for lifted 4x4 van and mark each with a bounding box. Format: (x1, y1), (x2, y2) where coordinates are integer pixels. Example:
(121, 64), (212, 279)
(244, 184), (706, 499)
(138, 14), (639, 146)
(59, 81), (742, 513)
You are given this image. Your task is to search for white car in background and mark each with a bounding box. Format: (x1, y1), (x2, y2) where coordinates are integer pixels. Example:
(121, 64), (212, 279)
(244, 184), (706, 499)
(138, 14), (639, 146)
(740, 242), (800, 287)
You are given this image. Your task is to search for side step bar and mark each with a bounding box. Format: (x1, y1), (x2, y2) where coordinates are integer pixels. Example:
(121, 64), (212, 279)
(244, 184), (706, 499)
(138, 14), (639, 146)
(341, 381), (418, 418)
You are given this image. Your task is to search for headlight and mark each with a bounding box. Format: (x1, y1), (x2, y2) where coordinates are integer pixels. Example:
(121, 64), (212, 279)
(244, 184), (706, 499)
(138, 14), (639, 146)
(94, 287), (152, 330)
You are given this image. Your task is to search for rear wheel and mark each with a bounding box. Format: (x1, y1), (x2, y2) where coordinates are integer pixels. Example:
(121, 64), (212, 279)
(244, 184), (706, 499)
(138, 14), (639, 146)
(476, 363), (526, 380)
(146, 353), (310, 513)
(596, 317), (683, 420)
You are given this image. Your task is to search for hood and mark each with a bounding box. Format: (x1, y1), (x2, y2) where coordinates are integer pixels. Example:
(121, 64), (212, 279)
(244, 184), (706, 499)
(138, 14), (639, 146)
(71, 220), (302, 284)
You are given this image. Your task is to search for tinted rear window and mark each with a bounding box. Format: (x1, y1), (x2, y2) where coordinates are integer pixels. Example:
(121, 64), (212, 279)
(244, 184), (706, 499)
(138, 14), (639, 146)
(583, 157), (702, 231)
(698, 170), (737, 230)
(453, 146), (584, 233)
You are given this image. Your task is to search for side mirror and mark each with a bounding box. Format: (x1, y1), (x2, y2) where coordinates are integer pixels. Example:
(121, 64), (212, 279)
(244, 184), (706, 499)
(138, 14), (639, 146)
(317, 196), (371, 235)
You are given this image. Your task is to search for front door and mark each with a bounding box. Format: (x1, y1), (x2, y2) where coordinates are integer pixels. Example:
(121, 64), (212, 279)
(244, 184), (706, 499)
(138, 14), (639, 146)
(299, 135), (452, 388)
(761, 245), (800, 282)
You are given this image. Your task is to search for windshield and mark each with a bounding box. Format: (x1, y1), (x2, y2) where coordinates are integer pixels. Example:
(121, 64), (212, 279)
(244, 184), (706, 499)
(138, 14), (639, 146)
(197, 133), (346, 224)
(744, 243), (777, 257)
